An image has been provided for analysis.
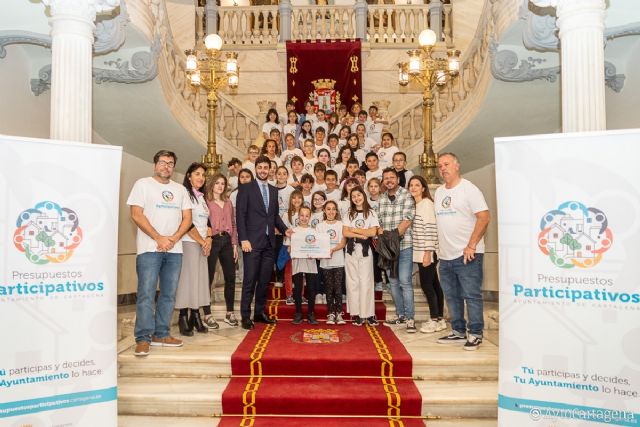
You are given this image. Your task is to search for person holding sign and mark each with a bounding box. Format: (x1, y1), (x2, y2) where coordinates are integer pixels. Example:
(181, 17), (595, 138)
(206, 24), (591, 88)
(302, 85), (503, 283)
(290, 206), (320, 325)
(343, 186), (380, 326)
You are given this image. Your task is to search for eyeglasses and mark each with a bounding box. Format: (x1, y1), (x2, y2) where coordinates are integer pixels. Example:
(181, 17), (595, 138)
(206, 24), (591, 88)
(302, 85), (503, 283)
(157, 160), (175, 168)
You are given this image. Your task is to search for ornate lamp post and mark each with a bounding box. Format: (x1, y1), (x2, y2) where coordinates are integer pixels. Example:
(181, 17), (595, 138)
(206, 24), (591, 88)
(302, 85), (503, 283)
(398, 29), (460, 184)
(185, 34), (239, 176)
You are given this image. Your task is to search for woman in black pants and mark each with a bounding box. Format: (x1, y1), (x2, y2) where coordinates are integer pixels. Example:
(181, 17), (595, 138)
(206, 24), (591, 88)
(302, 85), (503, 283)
(206, 173), (239, 327)
(407, 176), (446, 334)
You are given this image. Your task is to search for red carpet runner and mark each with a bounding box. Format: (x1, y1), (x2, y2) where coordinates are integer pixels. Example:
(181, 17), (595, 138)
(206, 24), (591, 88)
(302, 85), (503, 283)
(218, 288), (425, 426)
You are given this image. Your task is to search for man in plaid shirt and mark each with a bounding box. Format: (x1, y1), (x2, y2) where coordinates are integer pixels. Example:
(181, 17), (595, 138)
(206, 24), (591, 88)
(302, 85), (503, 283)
(376, 168), (417, 333)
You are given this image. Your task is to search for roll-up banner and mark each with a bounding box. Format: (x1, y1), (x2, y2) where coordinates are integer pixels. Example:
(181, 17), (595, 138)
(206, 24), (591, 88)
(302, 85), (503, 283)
(0, 135), (122, 426)
(495, 130), (640, 426)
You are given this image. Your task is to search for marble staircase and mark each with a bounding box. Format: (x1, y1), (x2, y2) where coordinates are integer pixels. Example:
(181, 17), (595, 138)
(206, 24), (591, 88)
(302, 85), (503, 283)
(116, 280), (499, 426)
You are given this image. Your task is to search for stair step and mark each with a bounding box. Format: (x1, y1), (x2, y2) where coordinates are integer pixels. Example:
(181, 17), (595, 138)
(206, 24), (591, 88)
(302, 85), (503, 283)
(117, 377), (496, 418)
(118, 325), (497, 380)
(118, 415), (497, 427)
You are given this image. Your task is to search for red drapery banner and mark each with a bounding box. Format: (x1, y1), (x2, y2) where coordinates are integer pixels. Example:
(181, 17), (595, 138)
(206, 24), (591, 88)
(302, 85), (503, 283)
(286, 40), (362, 113)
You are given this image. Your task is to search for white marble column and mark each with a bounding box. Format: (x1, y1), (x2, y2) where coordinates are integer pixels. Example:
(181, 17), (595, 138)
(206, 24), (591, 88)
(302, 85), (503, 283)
(532, 0), (606, 132)
(42, 0), (119, 143)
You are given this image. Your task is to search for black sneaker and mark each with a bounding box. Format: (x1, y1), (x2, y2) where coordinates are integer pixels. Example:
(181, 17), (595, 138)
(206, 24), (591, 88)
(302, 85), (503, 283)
(352, 316), (363, 326)
(292, 312), (303, 325)
(463, 335), (482, 351)
(384, 316), (407, 326)
(437, 332), (467, 344)
(367, 316), (379, 326)
(307, 313), (318, 325)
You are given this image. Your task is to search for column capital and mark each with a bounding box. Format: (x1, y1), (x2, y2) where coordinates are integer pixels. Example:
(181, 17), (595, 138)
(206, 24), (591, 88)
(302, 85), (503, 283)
(42, 0), (120, 22)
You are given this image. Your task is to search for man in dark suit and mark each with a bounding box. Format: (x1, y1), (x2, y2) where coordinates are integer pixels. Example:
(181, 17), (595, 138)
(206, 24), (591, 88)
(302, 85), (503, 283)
(236, 154), (291, 330)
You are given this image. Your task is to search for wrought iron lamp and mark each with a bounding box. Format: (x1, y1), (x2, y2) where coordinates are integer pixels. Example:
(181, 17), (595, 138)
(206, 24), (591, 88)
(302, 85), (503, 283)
(398, 29), (460, 184)
(185, 34), (239, 176)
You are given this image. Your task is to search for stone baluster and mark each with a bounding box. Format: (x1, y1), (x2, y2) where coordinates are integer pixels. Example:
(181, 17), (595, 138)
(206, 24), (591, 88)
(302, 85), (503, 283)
(429, 0), (442, 41)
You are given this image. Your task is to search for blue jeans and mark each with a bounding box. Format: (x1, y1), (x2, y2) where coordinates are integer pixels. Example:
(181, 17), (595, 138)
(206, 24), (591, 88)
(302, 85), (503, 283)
(135, 252), (183, 343)
(386, 247), (415, 320)
(439, 254), (484, 337)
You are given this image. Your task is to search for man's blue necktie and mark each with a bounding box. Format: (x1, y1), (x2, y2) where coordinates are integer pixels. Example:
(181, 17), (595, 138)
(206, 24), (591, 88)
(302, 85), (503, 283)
(261, 183), (269, 211)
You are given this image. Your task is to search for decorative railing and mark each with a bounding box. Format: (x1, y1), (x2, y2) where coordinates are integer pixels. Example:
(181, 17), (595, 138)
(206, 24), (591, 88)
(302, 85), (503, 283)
(207, 0), (452, 47)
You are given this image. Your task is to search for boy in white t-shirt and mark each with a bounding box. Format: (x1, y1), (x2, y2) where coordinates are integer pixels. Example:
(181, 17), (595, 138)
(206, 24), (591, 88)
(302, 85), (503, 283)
(364, 152), (383, 182)
(324, 170), (341, 202)
(281, 133), (303, 171)
(242, 145), (260, 175)
(127, 150), (193, 356)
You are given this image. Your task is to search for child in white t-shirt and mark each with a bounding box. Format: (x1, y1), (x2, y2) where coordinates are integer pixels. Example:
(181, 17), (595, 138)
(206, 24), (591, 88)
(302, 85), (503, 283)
(376, 132), (399, 170)
(316, 201), (347, 325)
(281, 133), (303, 171)
(282, 190), (304, 305)
(290, 206), (319, 324)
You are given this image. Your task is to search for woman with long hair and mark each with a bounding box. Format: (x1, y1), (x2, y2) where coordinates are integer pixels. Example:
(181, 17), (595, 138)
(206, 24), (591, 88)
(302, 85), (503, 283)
(407, 175), (445, 334)
(342, 186), (380, 326)
(175, 162), (213, 336)
(205, 173), (239, 327)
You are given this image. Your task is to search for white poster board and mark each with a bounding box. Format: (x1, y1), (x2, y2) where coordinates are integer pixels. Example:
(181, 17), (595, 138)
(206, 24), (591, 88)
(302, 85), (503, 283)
(495, 130), (640, 426)
(0, 135), (122, 426)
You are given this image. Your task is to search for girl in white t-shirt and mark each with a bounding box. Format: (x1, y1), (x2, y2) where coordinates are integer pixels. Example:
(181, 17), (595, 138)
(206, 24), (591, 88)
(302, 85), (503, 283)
(343, 186), (380, 326)
(376, 132), (399, 169)
(282, 111), (299, 148)
(367, 177), (385, 293)
(301, 139), (318, 175)
(282, 189), (304, 305)
(298, 120), (313, 145)
(316, 148), (332, 171)
(261, 138), (282, 167)
(276, 166), (295, 288)
(334, 145), (354, 179)
(337, 125), (351, 147)
(338, 177), (358, 226)
(290, 206), (319, 325)
(346, 134), (366, 164)
(310, 191), (327, 228)
(262, 108), (282, 140)
(316, 201), (347, 325)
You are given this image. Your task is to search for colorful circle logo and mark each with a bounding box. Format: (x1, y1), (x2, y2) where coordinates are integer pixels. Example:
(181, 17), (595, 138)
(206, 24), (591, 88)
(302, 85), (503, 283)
(13, 201), (83, 264)
(538, 201), (613, 269)
(305, 234), (316, 244)
(162, 191), (174, 202)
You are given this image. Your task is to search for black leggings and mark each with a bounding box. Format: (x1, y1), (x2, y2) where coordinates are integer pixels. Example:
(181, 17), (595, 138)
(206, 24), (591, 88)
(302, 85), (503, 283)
(205, 233), (236, 314)
(322, 267), (344, 314)
(293, 272), (317, 315)
(418, 259), (444, 319)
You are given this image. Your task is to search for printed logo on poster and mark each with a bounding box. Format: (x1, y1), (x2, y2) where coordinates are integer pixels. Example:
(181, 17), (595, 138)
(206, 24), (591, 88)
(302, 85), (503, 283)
(305, 234), (317, 244)
(537, 201), (613, 269)
(13, 201), (83, 265)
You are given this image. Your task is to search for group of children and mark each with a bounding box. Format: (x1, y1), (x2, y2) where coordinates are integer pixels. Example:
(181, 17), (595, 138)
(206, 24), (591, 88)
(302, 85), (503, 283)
(227, 102), (415, 326)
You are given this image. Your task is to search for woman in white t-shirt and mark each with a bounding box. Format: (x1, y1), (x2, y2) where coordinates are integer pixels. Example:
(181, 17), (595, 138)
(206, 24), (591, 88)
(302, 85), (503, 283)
(262, 108), (282, 140)
(175, 162), (213, 336)
(316, 201), (347, 325)
(342, 186), (380, 326)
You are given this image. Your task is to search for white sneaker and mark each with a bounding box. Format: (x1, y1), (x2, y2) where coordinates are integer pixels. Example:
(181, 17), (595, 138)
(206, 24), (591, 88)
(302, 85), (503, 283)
(406, 319), (417, 333)
(420, 320), (437, 334)
(274, 281), (283, 288)
(315, 294), (324, 304)
(336, 312), (346, 325)
(374, 282), (383, 292)
(435, 319), (447, 332)
(326, 313), (336, 325)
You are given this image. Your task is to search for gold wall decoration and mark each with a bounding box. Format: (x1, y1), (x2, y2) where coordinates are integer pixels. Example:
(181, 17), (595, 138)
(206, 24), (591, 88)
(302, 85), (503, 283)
(289, 57), (298, 74)
(350, 55), (359, 72)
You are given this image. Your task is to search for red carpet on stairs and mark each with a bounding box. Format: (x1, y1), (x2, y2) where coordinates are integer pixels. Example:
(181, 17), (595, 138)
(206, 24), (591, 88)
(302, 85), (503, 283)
(264, 286), (387, 321)
(218, 289), (426, 427)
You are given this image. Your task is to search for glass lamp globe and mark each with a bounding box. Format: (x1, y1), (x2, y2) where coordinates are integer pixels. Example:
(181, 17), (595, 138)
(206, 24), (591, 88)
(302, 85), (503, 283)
(418, 29), (437, 48)
(204, 34), (223, 51)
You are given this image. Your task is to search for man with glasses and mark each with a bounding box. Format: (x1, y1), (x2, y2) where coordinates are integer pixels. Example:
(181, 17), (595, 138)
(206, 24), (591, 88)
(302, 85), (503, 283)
(127, 150), (193, 357)
(377, 168), (417, 332)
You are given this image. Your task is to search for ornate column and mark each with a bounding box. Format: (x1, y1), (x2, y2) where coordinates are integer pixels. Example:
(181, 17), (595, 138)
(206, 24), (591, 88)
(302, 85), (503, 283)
(278, 0), (292, 43)
(532, 0), (606, 132)
(42, 0), (120, 143)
